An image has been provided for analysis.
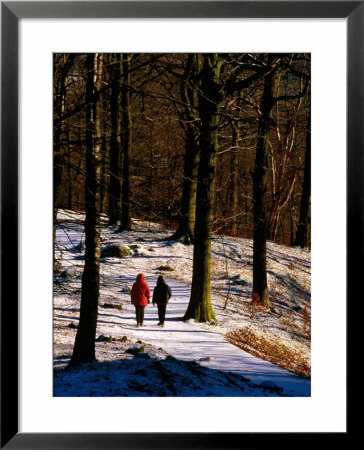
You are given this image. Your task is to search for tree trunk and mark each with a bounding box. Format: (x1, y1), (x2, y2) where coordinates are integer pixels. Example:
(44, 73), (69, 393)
(108, 54), (123, 225)
(66, 131), (73, 210)
(229, 121), (240, 236)
(120, 53), (132, 231)
(99, 136), (108, 215)
(184, 54), (222, 322)
(171, 126), (200, 243)
(170, 54), (201, 243)
(294, 112), (311, 248)
(53, 54), (74, 266)
(70, 53), (102, 365)
(252, 58), (281, 309)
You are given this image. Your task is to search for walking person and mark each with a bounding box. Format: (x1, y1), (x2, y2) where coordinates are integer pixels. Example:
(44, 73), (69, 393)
(152, 275), (172, 327)
(130, 273), (151, 327)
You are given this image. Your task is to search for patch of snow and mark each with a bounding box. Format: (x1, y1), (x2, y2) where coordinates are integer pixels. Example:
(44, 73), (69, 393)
(54, 209), (311, 397)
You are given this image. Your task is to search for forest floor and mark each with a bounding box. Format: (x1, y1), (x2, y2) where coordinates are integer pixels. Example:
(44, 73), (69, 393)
(53, 209), (311, 397)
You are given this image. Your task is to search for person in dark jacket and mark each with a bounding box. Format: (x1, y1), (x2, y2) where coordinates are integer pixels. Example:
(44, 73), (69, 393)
(130, 273), (151, 327)
(152, 275), (172, 327)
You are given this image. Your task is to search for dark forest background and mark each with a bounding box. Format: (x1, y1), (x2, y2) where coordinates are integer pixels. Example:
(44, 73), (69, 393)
(54, 53), (310, 246)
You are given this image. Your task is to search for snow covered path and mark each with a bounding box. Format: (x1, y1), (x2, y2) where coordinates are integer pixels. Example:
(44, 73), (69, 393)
(54, 213), (311, 397)
(116, 275), (310, 397)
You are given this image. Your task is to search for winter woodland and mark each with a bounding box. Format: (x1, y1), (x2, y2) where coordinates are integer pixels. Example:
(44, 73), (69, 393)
(54, 53), (311, 397)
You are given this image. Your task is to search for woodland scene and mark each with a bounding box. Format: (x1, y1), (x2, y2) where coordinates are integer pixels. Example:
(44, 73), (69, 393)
(53, 53), (311, 397)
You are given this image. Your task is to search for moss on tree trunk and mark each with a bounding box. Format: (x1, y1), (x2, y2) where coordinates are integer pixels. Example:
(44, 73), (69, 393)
(184, 54), (223, 323)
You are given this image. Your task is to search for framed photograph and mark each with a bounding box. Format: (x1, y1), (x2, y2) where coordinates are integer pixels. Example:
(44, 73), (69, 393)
(1, 1), (357, 448)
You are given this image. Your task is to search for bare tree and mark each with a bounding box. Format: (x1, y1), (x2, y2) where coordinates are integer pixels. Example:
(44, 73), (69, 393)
(70, 53), (103, 365)
(184, 53), (272, 322)
(108, 53), (123, 225)
(53, 54), (75, 264)
(170, 54), (201, 243)
(119, 53), (133, 231)
(293, 111), (311, 248)
(183, 53), (222, 322)
(252, 55), (282, 309)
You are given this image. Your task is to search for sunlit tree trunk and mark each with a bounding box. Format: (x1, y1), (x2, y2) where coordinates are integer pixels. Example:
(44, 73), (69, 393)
(184, 54), (223, 322)
(70, 53), (103, 365)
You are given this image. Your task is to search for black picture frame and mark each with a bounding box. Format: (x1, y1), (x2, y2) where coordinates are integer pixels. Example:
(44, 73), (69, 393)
(1, 1), (358, 448)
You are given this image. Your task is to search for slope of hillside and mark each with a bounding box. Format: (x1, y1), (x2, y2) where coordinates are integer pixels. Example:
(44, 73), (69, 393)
(54, 209), (311, 396)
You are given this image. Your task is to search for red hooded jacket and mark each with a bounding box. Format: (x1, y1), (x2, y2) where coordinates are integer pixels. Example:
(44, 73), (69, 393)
(131, 274), (151, 307)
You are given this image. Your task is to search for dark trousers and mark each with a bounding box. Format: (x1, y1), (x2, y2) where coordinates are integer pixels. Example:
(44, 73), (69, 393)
(157, 305), (167, 324)
(135, 306), (145, 325)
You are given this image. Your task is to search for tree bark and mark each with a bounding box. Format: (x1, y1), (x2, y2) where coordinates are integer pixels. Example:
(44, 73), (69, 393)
(65, 131), (73, 210)
(172, 126), (200, 243)
(70, 53), (102, 365)
(184, 54), (223, 322)
(53, 54), (74, 266)
(119, 53), (133, 231)
(229, 121), (240, 236)
(170, 54), (200, 243)
(99, 135), (108, 215)
(252, 57), (282, 309)
(108, 54), (123, 225)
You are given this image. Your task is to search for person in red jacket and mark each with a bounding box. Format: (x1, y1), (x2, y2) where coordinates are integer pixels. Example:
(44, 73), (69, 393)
(130, 273), (151, 327)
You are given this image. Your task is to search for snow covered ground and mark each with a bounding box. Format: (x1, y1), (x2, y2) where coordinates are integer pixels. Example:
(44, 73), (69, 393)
(54, 209), (311, 397)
